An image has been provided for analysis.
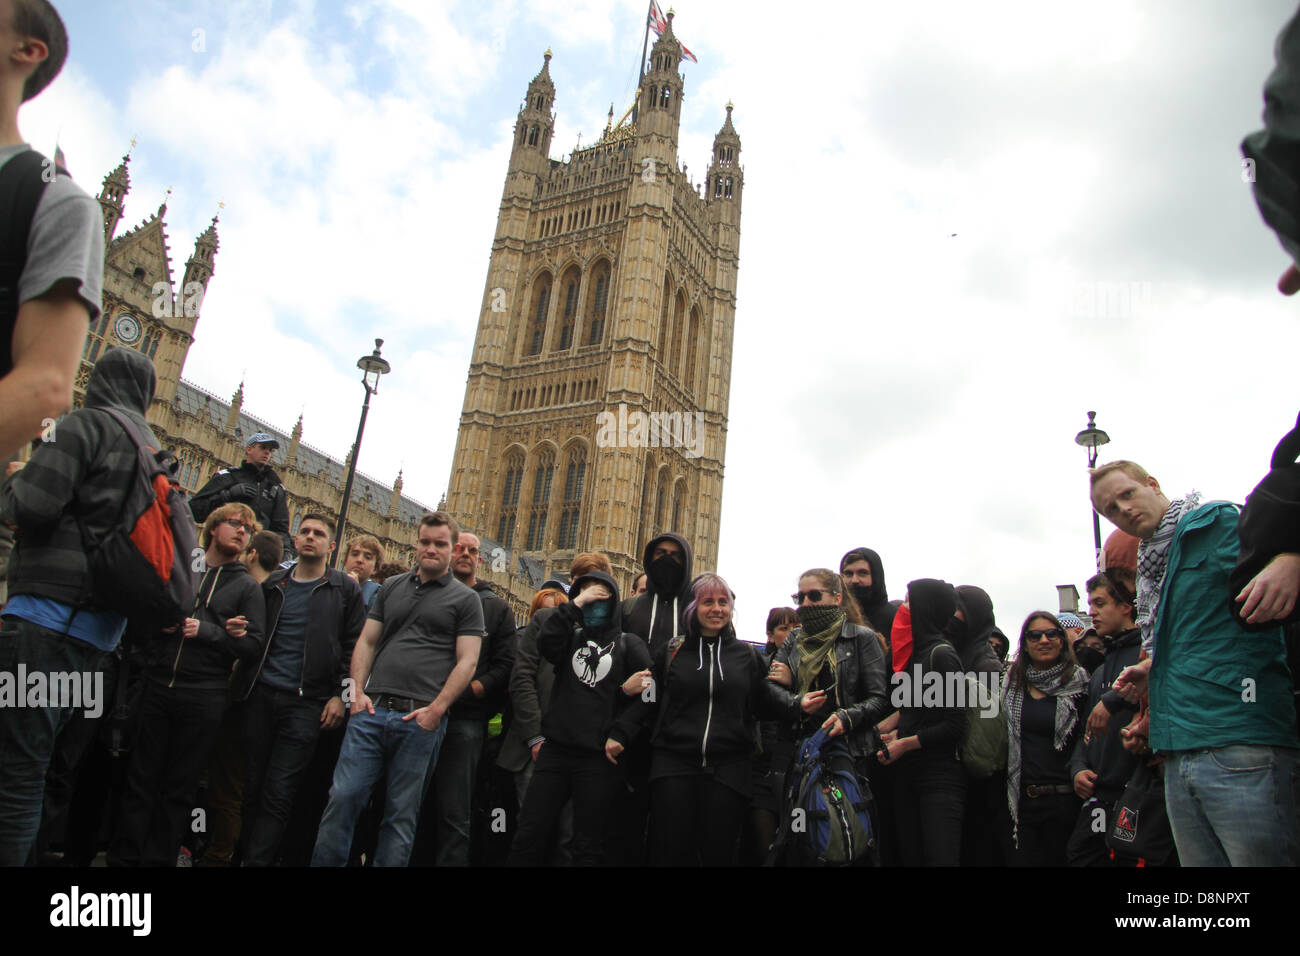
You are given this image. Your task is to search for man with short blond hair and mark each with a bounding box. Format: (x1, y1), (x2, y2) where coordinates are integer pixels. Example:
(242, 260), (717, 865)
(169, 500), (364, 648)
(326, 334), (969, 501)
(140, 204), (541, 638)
(1092, 460), (1299, 866)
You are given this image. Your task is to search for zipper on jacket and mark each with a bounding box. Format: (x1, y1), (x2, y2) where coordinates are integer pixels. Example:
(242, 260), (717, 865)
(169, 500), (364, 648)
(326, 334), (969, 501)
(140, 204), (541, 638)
(172, 565), (219, 688)
(247, 576), (284, 696)
(297, 575), (332, 697)
(701, 642), (715, 768)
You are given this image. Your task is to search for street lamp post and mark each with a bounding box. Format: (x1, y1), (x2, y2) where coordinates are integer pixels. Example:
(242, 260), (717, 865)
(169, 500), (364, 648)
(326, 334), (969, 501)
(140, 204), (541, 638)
(1074, 410), (1111, 570)
(331, 339), (391, 569)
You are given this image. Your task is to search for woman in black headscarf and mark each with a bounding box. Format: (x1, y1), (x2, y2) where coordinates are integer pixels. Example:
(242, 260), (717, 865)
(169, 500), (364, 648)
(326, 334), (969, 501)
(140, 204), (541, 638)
(877, 578), (968, 866)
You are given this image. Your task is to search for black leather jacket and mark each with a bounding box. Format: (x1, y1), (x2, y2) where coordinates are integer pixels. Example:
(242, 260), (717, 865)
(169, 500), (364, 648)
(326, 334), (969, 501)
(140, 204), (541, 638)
(231, 566), (366, 702)
(774, 621), (890, 758)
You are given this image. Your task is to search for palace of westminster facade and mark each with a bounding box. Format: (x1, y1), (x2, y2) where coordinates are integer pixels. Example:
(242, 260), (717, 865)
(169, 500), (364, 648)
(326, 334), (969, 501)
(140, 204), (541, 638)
(72, 16), (743, 617)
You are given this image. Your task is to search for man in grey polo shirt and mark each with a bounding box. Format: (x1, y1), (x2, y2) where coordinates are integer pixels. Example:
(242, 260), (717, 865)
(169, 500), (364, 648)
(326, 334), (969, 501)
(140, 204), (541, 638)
(311, 511), (484, 867)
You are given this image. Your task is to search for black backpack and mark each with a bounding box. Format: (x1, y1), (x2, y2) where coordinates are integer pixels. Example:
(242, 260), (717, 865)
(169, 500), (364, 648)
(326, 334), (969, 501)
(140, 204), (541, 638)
(0, 149), (62, 375)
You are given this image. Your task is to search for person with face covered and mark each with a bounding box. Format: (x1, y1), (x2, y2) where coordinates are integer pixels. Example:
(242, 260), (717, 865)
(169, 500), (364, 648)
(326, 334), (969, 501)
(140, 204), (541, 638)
(1002, 610), (1089, 867)
(609, 532), (695, 863)
(840, 547), (901, 644)
(877, 578), (968, 867)
(507, 571), (651, 866)
(769, 569), (890, 778)
(951, 584), (1013, 866)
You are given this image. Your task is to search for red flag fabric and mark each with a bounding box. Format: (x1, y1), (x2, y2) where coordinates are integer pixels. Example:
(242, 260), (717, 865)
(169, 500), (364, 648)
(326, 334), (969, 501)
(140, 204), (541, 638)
(890, 602), (913, 674)
(649, 0), (668, 33)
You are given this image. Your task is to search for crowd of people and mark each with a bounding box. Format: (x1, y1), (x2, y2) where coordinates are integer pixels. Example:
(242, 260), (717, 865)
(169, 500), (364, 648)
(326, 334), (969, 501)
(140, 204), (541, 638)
(3, 415), (1300, 867)
(3, 1), (1300, 869)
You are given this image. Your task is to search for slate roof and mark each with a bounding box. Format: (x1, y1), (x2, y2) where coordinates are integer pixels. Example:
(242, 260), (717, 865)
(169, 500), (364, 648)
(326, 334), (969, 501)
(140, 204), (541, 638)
(172, 379), (431, 525)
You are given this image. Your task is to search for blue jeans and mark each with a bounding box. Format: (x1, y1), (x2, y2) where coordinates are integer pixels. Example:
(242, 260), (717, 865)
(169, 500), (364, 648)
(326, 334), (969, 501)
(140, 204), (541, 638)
(1164, 745), (1300, 866)
(429, 717), (486, 867)
(0, 616), (112, 867)
(311, 706), (447, 867)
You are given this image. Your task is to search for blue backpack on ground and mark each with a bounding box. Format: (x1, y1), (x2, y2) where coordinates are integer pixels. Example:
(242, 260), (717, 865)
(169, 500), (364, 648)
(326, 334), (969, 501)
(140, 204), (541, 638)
(767, 727), (877, 867)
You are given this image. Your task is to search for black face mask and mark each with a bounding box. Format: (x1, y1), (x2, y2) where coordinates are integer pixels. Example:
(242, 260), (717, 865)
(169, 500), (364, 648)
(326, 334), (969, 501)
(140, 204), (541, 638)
(848, 584), (874, 612)
(1074, 645), (1105, 672)
(647, 553), (684, 594)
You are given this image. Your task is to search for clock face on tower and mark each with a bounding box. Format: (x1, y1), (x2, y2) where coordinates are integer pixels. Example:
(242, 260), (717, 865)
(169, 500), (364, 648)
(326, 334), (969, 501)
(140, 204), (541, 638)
(114, 313), (142, 345)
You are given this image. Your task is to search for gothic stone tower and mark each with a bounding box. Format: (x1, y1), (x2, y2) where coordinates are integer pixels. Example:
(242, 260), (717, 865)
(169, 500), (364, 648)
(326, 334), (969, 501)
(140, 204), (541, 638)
(445, 13), (744, 590)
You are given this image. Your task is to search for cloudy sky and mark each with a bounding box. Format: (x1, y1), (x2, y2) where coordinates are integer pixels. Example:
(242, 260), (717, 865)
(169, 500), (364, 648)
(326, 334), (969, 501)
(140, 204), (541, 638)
(27, 0), (1300, 642)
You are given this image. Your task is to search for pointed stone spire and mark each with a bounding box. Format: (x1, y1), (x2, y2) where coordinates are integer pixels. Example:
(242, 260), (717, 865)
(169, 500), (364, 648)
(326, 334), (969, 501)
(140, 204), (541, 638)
(388, 468), (404, 517)
(225, 378), (244, 431)
(98, 152), (131, 241)
(182, 208), (220, 319)
(288, 412), (303, 468)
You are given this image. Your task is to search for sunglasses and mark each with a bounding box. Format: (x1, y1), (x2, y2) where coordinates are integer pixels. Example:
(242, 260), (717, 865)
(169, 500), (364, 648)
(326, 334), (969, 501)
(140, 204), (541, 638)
(792, 589), (835, 604)
(1026, 628), (1064, 643)
(222, 518), (256, 535)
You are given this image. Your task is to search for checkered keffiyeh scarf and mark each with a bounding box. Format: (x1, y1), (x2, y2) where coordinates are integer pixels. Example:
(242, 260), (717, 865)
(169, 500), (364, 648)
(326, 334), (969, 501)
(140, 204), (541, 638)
(1135, 491), (1201, 660)
(1003, 661), (1089, 843)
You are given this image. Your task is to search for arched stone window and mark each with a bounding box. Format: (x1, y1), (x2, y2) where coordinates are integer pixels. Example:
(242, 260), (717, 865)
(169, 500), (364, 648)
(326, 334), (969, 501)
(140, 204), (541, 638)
(556, 266), (580, 351)
(586, 260), (611, 346)
(683, 305), (701, 391)
(557, 446), (587, 550)
(496, 451), (524, 548)
(657, 275), (673, 365)
(524, 450), (556, 551)
(527, 273), (552, 356)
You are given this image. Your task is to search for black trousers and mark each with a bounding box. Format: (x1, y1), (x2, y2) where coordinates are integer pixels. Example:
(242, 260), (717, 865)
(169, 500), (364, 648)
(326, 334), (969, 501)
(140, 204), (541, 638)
(507, 743), (620, 867)
(1013, 789), (1081, 867)
(893, 749), (967, 867)
(276, 721), (347, 866)
(651, 772), (748, 866)
(111, 682), (227, 866)
(240, 683), (323, 866)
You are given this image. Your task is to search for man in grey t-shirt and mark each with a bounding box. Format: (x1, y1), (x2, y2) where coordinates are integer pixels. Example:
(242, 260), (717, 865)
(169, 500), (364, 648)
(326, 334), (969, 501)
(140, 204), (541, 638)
(0, 1), (103, 462)
(312, 511), (484, 867)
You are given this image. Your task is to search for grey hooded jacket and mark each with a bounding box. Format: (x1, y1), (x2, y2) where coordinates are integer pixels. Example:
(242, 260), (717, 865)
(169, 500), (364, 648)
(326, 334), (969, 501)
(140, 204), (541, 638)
(1, 348), (162, 610)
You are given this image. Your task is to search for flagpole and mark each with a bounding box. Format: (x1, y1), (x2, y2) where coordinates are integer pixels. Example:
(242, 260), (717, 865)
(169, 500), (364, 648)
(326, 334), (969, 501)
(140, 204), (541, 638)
(633, 1), (653, 124)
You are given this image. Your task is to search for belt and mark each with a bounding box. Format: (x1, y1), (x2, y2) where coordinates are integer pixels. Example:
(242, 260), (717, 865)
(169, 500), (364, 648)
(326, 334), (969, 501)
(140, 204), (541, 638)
(1024, 783), (1074, 798)
(372, 694), (420, 714)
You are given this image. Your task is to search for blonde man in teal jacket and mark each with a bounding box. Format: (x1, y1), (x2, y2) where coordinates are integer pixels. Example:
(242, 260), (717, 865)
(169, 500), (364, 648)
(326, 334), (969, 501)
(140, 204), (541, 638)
(1091, 461), (1299, 866)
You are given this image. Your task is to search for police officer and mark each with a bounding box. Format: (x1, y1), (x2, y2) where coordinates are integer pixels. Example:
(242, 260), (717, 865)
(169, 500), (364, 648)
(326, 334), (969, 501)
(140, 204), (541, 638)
(190, 432), (291, 555)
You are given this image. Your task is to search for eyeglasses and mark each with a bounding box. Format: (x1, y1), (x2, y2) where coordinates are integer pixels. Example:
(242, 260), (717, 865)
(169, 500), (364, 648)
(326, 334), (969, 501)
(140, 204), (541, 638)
(1026, 628), (1064, 643)
(792, 589), (835, 604)
(222, 518), (255, 535)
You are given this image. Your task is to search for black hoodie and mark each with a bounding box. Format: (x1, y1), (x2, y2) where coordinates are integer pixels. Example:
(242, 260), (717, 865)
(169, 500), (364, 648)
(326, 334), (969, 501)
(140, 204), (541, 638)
(896, 578), (968, 754)
(1066, 626), (1142, 794)
(952, 585), (1004, 680)
(143, 558), (266, 691)
(1, 348), (163, 610)
(649, 617), (797, 775)
(624, 532), (694, 660)
(844, 546), (901, 640)
(537, 571), (653, 754)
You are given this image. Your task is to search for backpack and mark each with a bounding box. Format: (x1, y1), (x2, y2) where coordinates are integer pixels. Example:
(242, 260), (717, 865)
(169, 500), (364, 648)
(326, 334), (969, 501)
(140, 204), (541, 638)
(76, 407), (199, 629)
(928, 644), (1008, 778)
(0, 149), (62, 375)
(768, 726), (876, 867)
